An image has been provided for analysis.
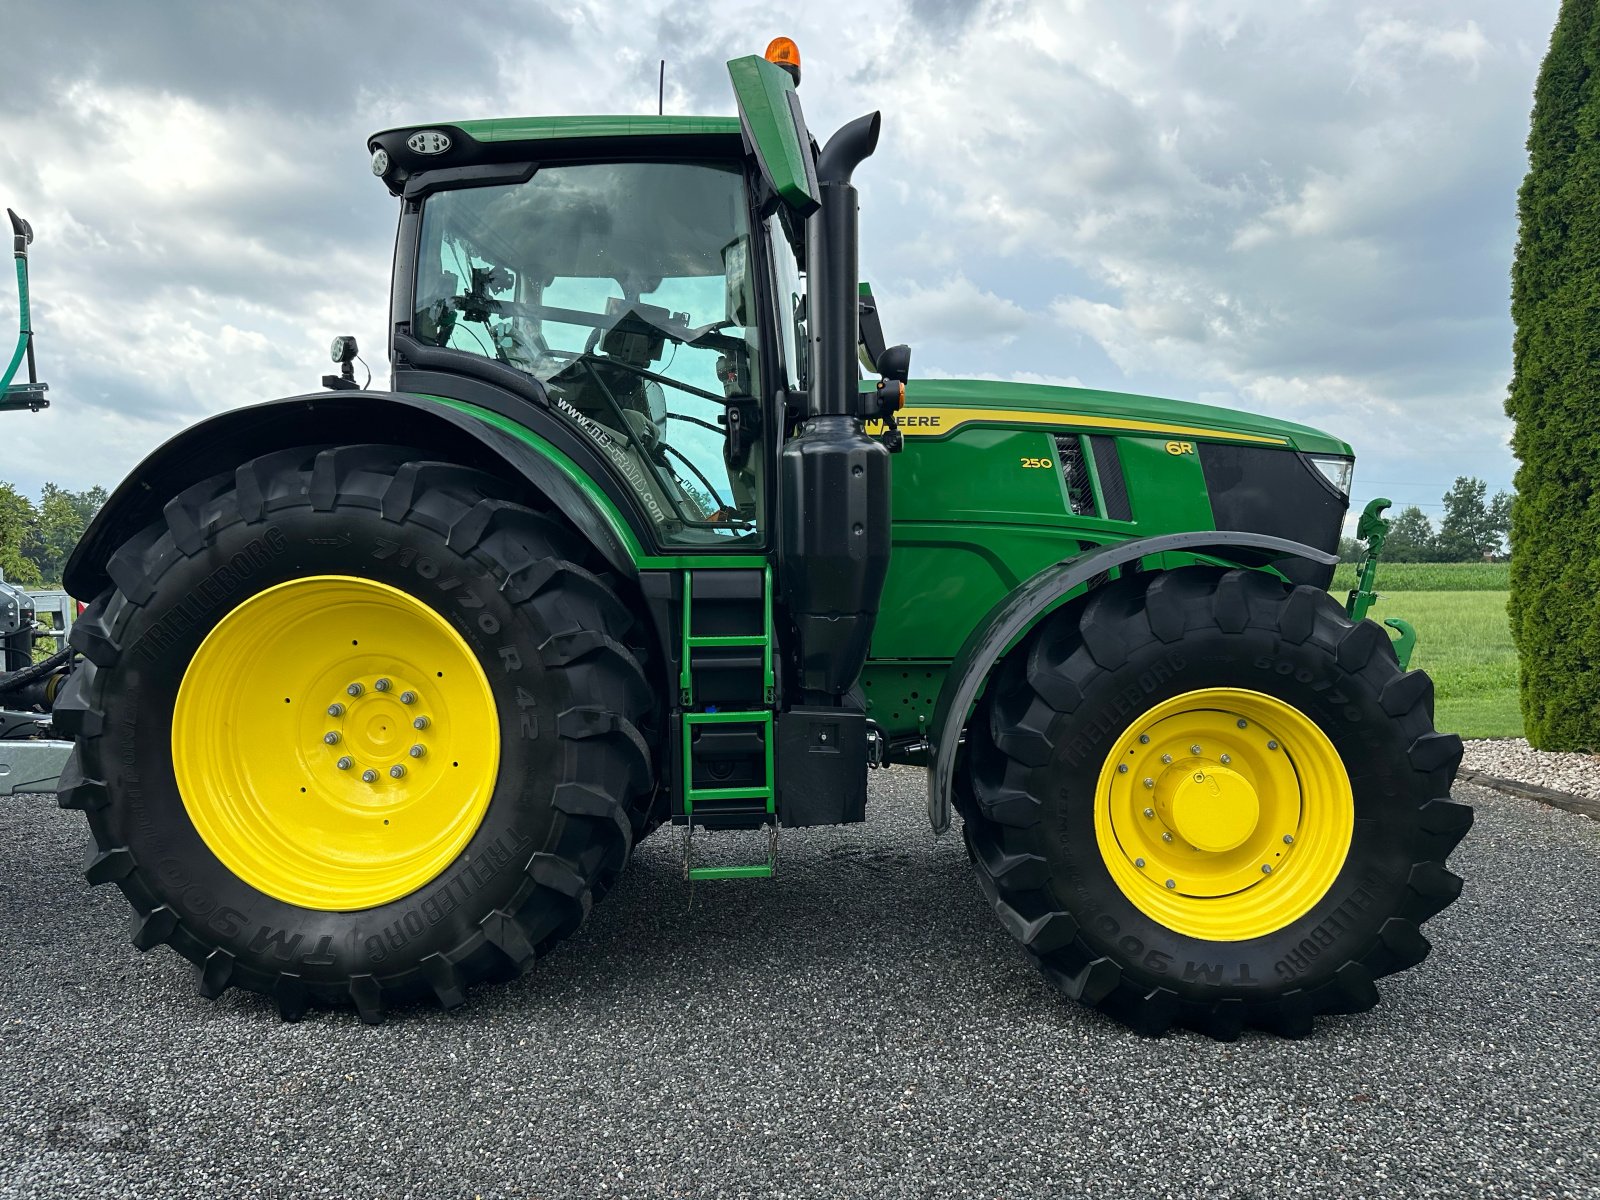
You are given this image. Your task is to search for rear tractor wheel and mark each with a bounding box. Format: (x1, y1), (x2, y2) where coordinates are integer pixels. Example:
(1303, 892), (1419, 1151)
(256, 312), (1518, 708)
(962, 565), (1472, 1039)
(56, 445), (657, 1022)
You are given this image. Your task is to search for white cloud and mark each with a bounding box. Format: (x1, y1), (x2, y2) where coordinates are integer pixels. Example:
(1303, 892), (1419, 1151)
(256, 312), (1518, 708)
(878, 275), (1034, 346)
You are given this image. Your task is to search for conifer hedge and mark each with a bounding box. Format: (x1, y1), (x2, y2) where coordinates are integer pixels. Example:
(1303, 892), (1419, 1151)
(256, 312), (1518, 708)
(1508, 0), (1600, 750)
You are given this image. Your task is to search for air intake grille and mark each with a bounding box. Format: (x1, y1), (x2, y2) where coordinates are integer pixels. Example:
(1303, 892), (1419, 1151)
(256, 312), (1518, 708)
(1090, 435), (1133, 521)
(1054, 436), (1096, 516)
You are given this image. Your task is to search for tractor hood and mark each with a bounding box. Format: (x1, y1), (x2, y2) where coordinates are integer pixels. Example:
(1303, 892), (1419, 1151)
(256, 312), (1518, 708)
(886, 377), (1353, 457)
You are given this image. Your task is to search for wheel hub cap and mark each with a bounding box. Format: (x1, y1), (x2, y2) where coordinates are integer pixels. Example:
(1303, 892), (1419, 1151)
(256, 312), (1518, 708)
(1160, 765), (1259, 853)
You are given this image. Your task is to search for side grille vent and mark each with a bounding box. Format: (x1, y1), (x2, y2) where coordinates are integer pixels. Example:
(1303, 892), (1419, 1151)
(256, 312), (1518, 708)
(1090, 435), (1133, 522)
(1054, 436), (1096, 516)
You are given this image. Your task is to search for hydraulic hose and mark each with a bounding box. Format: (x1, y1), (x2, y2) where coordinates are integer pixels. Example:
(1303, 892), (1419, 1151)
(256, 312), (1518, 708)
(0, 646), (70, 695)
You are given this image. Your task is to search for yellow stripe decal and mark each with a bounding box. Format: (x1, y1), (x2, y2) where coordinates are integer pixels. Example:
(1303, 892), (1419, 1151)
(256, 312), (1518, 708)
(866, 407), (1289, 445)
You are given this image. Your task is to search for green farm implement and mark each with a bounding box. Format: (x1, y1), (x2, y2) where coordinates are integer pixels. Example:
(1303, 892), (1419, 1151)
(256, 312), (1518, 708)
(37, 40), (1467, 1037)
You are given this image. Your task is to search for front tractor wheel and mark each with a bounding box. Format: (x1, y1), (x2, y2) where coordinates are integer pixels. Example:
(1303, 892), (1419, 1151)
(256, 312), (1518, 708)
(962, 566), (1473, 1039)
(55, 445), (656, 1023)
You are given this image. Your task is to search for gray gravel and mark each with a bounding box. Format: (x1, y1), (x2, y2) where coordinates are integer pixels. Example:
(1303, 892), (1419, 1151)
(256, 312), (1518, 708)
(1464, 738), (1600, 800)
(2, 773), (1598, 1200)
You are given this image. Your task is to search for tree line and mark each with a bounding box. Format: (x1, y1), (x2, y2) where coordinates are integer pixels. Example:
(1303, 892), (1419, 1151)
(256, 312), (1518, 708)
(1339, 476), (1511, 563)
(0, 481), (108, 588)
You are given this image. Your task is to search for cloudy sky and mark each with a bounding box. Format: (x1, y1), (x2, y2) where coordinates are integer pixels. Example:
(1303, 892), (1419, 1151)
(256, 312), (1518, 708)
(0, 0), (1557, 525)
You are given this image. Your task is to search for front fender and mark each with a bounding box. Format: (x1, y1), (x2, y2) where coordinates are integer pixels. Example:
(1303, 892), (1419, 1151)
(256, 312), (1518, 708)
(926, 530), (1339, 834)
(64, 390), (643, 599)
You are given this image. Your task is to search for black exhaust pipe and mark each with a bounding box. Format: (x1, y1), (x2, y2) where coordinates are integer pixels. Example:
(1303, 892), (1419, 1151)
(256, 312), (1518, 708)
(779, 112), (891, 697)
(806, 112), (880, 420)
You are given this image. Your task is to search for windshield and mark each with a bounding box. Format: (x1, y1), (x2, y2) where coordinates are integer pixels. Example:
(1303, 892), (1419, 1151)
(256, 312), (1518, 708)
(414, 161), (763, 544)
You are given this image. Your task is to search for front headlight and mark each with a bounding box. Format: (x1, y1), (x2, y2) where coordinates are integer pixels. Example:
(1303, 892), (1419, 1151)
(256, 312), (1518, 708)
(1305, 454), (1354, 498)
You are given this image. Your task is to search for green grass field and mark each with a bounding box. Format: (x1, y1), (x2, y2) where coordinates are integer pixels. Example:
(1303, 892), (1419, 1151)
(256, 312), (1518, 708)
(1330, 563), (1519, 739)
(1330, 560), (1509, 592)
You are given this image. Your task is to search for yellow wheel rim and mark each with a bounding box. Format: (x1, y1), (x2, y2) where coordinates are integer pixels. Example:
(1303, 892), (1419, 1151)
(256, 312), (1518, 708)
(173, 575), (501, 911)
(1093, 688), (1353, 941)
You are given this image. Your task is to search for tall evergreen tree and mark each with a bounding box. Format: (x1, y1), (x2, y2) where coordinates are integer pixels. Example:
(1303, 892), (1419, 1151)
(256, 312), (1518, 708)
(1507, 0), (1600, 749)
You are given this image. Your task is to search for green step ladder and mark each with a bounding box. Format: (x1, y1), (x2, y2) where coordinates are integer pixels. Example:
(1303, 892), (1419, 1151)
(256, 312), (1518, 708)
(679, 566), (777, 881)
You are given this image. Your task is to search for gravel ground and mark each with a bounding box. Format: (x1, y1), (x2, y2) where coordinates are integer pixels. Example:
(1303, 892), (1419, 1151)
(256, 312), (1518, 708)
(1464, 738), (1600, 800)
(2, 773), (1597, 1200)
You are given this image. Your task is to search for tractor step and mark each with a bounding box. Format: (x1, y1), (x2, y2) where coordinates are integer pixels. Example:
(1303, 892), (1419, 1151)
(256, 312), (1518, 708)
(677, 567), (777, 879)
(684, 821), (778, 881)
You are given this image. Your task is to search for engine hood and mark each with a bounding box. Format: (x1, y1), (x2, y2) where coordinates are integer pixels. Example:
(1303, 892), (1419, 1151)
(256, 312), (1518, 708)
(891, 378), (1353, 458)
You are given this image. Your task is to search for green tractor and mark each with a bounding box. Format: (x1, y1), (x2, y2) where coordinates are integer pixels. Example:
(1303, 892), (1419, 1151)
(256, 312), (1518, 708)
(51, 42), (1468, 1038)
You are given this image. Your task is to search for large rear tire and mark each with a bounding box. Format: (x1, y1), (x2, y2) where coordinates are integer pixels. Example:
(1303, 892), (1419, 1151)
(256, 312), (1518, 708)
(961, 565), (1472, 1039)
(55, 445), (657, 1023)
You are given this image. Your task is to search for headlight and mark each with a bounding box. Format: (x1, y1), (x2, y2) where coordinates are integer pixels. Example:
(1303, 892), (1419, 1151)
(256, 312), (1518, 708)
(1305, 454), (1354, 498)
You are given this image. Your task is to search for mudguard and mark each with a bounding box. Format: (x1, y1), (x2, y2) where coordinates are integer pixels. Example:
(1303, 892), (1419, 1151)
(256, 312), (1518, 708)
(926, 530), (1339, 834)
(63, 390), (642, 600)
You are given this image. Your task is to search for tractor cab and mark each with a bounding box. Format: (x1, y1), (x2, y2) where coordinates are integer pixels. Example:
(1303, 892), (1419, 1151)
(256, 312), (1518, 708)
(403, 158), (768, 543)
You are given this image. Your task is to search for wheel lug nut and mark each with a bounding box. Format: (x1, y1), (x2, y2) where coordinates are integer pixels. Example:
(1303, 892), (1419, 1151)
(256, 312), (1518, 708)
(1134, 857), (1146, 868)
(1138, 734), (1150, 745)
(323, 732), (341, 745)
(400, 691), (417, 705)
(1261, 864), (1273, 874)
(347, 682), (364, 697)
(327, 703), (345, 718)
(390, 764), (407, 779)
(1143, 807), (1155, 819)
(1161, 754), (1172, 764)
(1267, 740), (1279, 751)
(374, 678), (392, 692)
(1237, 719), (1248, 729)
(1117, 764), (1129, 775)
(361, 769), (378, 783)
(336, 757), (353, 771)
(1190, 745), (1201, 755)
(1162, 832), (1174, 843)
(1143, 777), (1155, 789)
(409, 744), (426, 758)
(1283, 834), (1295, 845)
(413, 716), (430, 730)
(1165, 879), (1176, 889)
(1220, 754), (1231, 765)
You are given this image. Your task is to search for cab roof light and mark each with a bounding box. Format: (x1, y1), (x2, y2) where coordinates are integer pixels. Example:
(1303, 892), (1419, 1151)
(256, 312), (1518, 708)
(765, 37), (801, 84)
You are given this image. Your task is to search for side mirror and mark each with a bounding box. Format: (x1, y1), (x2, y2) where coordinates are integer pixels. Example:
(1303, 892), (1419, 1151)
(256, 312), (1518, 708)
(876, 343), (911, 384)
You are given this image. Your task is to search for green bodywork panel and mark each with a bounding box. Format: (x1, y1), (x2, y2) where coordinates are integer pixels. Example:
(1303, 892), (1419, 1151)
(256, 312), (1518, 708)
(859, 378), (1351, 735)
(882, 377), (1352, 456)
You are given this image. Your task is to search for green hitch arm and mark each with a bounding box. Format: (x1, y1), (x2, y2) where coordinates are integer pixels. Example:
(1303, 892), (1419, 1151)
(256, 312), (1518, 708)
(1345, 497), (1417, 670)
(1346, 497), (1391, 625)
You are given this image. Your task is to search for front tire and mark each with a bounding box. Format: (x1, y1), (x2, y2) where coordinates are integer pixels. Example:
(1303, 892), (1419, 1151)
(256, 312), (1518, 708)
(962, 566), (1472, 1039)
(56, 445), (656, 1023)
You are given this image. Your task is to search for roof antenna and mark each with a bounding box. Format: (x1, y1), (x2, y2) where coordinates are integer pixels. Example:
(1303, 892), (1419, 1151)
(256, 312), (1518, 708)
(658, 60), (665, 115)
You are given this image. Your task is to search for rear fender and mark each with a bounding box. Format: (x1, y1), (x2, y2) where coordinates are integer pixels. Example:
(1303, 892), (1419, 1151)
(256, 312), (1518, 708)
(926, 531), (1339, 834)
(63, 390), (643, 600)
